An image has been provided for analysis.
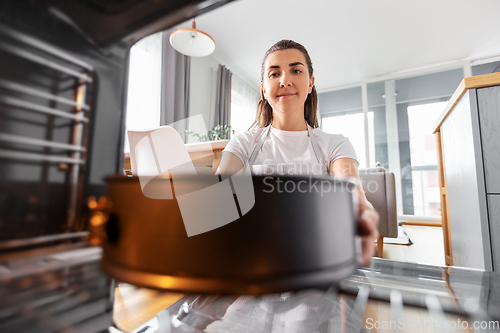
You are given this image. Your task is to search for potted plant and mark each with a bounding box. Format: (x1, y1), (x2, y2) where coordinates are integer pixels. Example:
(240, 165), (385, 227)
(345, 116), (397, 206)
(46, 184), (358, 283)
(179, 124), (235, 142)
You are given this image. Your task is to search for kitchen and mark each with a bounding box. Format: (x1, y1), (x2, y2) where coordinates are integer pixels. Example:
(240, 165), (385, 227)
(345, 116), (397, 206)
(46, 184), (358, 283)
(1, 0), (500, 332)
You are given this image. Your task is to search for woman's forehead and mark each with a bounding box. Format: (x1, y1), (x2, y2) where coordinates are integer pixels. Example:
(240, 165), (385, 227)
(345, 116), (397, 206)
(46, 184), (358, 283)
(264, 49), (307, 69)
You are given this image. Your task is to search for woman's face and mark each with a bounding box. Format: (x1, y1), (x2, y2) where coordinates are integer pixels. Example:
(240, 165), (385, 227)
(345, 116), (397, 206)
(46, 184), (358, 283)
(261, 49), (315, 118)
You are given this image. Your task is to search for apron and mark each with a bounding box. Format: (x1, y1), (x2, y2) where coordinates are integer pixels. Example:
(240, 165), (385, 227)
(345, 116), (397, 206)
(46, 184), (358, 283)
(247, 124), (329, 176)
(209, 126), (350, 332)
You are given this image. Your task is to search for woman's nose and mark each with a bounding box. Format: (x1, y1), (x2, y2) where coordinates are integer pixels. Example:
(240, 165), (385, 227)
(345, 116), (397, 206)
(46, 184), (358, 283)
(279, 73), (292, 87)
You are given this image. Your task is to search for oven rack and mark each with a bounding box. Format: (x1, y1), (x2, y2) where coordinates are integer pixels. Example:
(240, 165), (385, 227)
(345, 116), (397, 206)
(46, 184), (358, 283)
(0, 24), (95, 236)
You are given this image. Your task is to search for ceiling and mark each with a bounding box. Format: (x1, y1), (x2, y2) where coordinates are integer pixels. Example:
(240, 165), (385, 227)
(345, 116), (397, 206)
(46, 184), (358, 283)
(173, 0), (500, 92)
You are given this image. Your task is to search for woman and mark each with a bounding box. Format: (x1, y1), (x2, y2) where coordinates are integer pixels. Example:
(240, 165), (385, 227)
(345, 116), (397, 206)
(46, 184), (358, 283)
(218, 39), (379, 267)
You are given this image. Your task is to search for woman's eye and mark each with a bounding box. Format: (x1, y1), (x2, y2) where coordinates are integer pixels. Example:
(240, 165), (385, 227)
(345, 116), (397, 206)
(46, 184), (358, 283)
(293, 69), (302, 74)
(269, 72), (279, 78)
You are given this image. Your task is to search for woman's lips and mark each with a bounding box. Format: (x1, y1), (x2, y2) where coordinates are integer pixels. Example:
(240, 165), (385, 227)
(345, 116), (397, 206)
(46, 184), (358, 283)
(278, 93), (296, 98)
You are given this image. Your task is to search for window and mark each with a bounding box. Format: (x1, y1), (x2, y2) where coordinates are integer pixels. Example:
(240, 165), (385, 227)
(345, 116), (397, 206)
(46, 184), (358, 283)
(322, 112), (375, 169)
(123, 33), (163, 153)
(366, 69), (463, 217)
(230, 75), (258, 135)
(406, 101), (448, 217)
(472, 60), (500, 76)
(320, 69), (464, 218)
(319, 86), (375, 169)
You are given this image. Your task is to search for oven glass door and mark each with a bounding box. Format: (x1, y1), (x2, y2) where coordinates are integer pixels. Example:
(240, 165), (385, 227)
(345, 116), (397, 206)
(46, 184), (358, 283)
(130, 258), (500, 333)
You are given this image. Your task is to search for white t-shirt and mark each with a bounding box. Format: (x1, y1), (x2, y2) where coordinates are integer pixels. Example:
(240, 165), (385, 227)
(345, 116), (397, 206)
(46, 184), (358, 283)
(223, 126), (358, 170)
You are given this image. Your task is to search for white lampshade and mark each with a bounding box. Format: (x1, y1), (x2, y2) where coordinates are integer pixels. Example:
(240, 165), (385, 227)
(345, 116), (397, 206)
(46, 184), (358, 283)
(169, 20), (215, 57)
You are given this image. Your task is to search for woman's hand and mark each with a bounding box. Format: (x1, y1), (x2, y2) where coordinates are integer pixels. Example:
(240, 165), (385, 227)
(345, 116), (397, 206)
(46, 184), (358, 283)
(331, 158), (379, 267)
(357, 195), (379, 266)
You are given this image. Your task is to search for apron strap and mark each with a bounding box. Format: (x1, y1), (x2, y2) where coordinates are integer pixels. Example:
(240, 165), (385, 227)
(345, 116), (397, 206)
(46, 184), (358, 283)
(248, 125), (271, 167)
(307, 124), (329, 169)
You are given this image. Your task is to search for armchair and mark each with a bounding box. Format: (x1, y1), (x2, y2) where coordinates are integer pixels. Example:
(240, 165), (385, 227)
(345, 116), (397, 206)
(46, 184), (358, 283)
(358, 167), (398, 258)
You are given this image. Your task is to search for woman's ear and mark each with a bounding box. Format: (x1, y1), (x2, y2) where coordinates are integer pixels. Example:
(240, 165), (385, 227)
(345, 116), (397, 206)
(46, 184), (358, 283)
(308, 76), (315, 93)
(261, 82), (267, 98)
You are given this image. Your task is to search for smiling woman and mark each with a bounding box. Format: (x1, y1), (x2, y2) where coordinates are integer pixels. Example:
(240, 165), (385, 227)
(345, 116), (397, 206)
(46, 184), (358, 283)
(217, 39), (380, 267)
(212, 39), (381, 331)
(253, 40), (318, 131)
(260, 49), (315, 130)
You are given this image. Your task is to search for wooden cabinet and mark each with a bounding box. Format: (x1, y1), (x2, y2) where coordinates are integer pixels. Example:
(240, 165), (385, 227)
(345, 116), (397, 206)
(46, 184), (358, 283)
(435, 72), (500, 271)
(477, 87), (500, 193)
(488, 195), (500, 264)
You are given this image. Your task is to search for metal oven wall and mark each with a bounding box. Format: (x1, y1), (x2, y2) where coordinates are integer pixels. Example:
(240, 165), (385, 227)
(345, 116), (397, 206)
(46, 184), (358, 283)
(0, 2), (231, 331)
(0, 0), (233, 240)
(0, 4), (130, 239)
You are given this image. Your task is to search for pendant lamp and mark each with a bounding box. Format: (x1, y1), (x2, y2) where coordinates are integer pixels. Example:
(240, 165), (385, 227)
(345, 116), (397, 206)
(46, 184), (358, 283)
(169, 19), (215, 57)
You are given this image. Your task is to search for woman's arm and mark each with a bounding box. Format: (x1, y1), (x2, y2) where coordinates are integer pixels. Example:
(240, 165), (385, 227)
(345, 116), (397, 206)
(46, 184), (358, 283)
(217, 152), (244, 175)
(330, 158), (379, 266)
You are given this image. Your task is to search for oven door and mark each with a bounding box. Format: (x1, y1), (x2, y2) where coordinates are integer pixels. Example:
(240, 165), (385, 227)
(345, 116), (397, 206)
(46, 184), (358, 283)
(128, 258), (500, 333)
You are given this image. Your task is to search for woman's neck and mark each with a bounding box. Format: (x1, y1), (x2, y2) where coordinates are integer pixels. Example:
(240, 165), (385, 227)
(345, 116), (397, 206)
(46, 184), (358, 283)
(271, 111), (307, 131)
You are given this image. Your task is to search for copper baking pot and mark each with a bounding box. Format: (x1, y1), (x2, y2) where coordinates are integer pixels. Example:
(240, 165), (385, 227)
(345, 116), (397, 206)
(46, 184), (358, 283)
(94, 174), (360, 295)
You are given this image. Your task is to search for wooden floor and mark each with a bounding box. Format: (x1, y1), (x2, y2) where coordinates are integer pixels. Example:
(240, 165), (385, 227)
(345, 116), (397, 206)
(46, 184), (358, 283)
(113, 284), (183, 332)
(113, 226), (447, 332)
(382, 225), (446, 267)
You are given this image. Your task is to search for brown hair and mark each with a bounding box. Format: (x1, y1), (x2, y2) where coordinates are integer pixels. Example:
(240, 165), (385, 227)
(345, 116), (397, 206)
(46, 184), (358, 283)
(250, 39), (319, 129)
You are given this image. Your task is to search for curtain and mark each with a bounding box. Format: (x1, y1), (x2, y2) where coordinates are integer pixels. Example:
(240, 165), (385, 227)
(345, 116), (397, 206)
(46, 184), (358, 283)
(160, 29), (191, 132)
(230, 74), (258, 134)
(214, 65), (232, 128)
